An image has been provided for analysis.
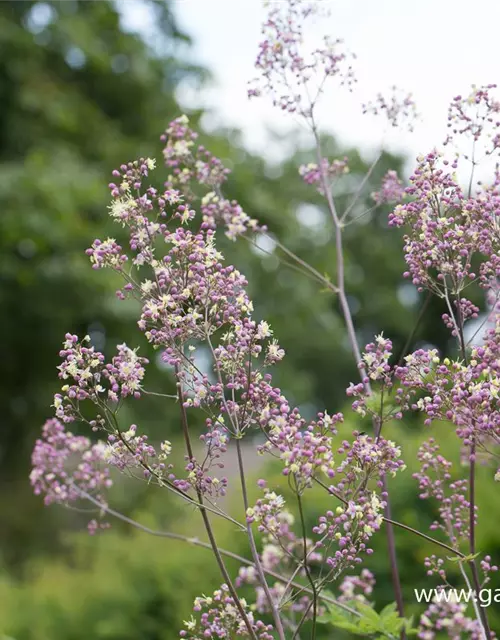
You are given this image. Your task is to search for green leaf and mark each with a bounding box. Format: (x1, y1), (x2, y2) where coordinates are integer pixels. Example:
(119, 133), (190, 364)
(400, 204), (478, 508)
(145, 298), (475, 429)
(358, 618), (381, 634)
(321, 603), (370, 636)
(356, 601), (381, 623)
(379, 602), (398, 620)
(316, 612), (331, 624)
(331, 619), (367, 634)
(380, 614), (404, 635)
(403, 616), (420, 636)
(447, 552), (478, 563)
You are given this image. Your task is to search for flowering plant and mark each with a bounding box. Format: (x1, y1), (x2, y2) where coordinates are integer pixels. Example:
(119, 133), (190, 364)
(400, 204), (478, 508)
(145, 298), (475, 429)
(31, 1), (500, 638)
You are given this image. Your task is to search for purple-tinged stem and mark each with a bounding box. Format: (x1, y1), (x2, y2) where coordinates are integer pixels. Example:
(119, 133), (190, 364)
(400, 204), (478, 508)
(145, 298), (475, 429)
(315, 477), (467, 559)
(296, 491), (318, 640)
(455, 304), (491, 639)
(382, 475), (406, 621)
(175, 365), (258, 640)
(106, 408), (243, 529)
(78, 488), (361, 618)
(310, 117), (405, 627)
(235, 438), (286, 640)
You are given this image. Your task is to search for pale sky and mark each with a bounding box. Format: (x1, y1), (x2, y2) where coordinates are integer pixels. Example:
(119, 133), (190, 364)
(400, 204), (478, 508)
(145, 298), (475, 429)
(121, 0), (500, 178)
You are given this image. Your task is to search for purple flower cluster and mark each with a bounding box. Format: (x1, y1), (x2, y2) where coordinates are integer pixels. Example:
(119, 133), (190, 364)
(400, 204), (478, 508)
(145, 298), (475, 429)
(103, 425), (165, 479)
(299, 158), (349, 193)
(442, 298), (479, 337)
(136, 227), (251, 348)
(397, 344), (500, 454)
(338, 569), (375, 604)
(335, 433), (405, 488)
(162, 115), (229, 191)
(248, 0), (355, 116)
(87, 238), (127, 270)
(240, 483), (321, 618)
(160, 115), (260, 240)
(371, 170), (405, 205)
(54, 334), (148, 423)
(30, 418), (111, 508)
(417, 598), (484, 640)
(312, 495), (381, 574)
(414, 439), (474, 546)
(347, 335), (404, 422)
(180, 584), (274, 640)
(389, 149), (500, 296)
(259, 409), (344, 488)
(445, 84), (500, 157)
(362, 86), (417, 131)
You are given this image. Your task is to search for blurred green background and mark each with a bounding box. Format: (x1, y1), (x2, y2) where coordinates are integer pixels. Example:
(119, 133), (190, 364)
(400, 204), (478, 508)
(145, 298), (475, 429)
(1, 1), (498, 637)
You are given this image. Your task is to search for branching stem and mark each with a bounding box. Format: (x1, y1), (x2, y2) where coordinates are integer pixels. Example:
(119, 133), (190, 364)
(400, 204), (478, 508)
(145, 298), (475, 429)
(174, 364), (258, 640)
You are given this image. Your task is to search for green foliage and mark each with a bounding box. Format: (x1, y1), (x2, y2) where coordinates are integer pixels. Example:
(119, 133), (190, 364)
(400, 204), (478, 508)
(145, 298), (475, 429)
(0, 0), (206, 562)
(319, 600), (417, 638)
(0, 521), (224, 640)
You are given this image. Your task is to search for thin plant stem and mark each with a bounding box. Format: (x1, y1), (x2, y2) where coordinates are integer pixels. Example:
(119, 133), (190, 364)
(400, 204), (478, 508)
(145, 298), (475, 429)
(396, 291), (432, 368)
(466, 291), (500, 346)
(314, 477), (467, 559)
(235, 438), (286, 640)
(453, 304), (492, 639)
(271, 235), (339, 294)
(468, 136), (477, 198)
(341, 151), (382, 222)
(174, 364), (258, 640)
(292, 599), (314, 640)
(382, 476), (405, 620)
(75, 488), (360, 618)
(244, 233), (338, 295)
(459, 562), (488, 640)
(295, 491), (318, 640)
(309, 113), (405, 625)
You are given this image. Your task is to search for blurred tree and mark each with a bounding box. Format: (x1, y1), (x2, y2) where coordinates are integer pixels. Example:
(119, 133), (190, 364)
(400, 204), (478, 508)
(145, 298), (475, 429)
(0, 0), (206, 562)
